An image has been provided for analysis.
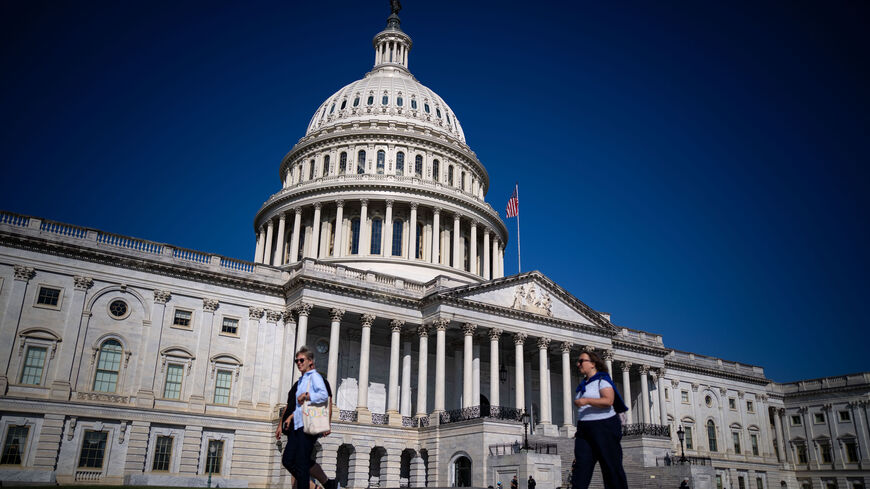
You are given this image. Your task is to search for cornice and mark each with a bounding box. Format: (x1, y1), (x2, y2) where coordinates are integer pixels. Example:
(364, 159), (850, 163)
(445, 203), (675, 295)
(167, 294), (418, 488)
(612, 339), (670, 357)
(781, 384), (870, 401)
(284, 275), (422, 310)
(665, 358), (770, 386)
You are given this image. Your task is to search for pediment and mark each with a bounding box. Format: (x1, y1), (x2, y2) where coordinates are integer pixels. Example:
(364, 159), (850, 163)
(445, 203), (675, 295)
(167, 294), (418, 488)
(440, 272), (614, 331)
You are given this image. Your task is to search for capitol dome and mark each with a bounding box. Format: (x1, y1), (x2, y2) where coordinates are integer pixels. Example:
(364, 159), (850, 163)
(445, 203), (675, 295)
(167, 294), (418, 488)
(252, 10), (508, 284)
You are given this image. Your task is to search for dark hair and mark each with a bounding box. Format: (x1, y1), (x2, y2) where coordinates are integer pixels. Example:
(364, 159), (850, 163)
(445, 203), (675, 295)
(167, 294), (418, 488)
(296, 345), (314, 362)
(580, 350), (608, 374)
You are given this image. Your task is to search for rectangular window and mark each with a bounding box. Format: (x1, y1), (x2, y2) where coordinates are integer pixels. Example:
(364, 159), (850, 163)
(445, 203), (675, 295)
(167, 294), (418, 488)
(665, 388), (669, 400)
(369, 219), (382, 255)
(681, 391), (689, 403)
(814, 413), (826, 424)
(205, 440), (224, 475)
(845, 441), (859, 463)
(36, 286), (60, 306)
(729, 398), (737, 410)
(1, 425), (29, 465)
(747, 400), (754, 412)
(152, 436), (173, 471)
(820, 443), (832, 463)
(213, 370), (232, 405)
(738, 476), (746, 489)
(751, 433), (759, 456)
(791, 415), (802, 426)
(797, 444), (808, 464)
(838, 411), (851, 422)
(78, 431), (108, 468)
(684, 426), (693, 450)
(756, 478), (764, 489)
(93, 346), (122, 393)
(19, 346), (47, 385)
(733, 432), (742, 454)
(163, 364), (183, 399)
(221, 318), (239, 335)
(716, 475), (723, 489)
(172, 309), (192, 328)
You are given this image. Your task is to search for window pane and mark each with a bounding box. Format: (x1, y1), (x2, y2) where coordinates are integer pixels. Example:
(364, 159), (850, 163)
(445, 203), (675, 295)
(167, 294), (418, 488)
(36, 287), (60, 306)
(392, 221), (403, 256)
(357, 151), (366, 174)
(367, 95), (374, 106)
(350, 218), (360, 255)
(339, 152), (347, 174)
(353, 97), (359, 107)
(432, 159), (439, 182)
(707, 421), (717, 452)
(414, 155), (422, 177)
(221, 318), (238, 335)
(733, 432), (741, 454)
(370, 219), (382, 255)
(93, 341), (122, 392)
(20, 346), (47, 385)
(173, 310), (192, 327)
(1, 425), (29, 465)
(152, 436), (173, 471)
(163, 364), (184, 399)
(78, 431), (108, 468)
(416, 223), (423, 259)
(214, 370), (232, 405)
(323, 155), (330, 176)
(377, 150), (385, 174)
(411, 99), (417, 110)
(751, 434), (759, 455)
(382, 95), (388, 105)
(397, 96), (403, 106)
(684, 426), (693, 449)
(396, 152), (404, 175)
(205, 440), (224, 474)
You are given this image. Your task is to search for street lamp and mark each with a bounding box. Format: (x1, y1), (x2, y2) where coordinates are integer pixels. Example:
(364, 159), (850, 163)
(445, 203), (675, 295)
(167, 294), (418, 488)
(207, 443), (217, 488)
(521, 410), (531, 450)
(499, 363), (507, 384)
(676, 425), (687, 464)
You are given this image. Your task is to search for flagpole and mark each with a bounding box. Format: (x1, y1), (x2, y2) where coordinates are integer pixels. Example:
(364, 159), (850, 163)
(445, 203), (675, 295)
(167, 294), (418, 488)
(515, 183), (521, 274)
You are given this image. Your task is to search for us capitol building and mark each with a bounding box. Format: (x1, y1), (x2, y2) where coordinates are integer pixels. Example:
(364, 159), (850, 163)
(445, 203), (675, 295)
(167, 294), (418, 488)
(0, 6), (867, 489)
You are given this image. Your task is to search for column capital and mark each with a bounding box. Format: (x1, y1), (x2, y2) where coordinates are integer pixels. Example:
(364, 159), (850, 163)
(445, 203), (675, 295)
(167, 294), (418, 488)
(488, 328), (503, 341)
(656, 367), (666, 377)
(603, 350), (614, 362)
(330, 308), (345, 322)
(361, 313), (376, 327)
(390, 319), (405, 332)
(462, 323), (477, 336)
(13, 265), (35, 281)
(266, 309), (283, 323)
(621, 361), (633, 371)
(153, 290), (172, 304)
(296, 302), (313, 317)
(385, 199), (394, 208)
(470, 219), (479, 228)
(453, 213), (461, 222)
(360, 198), (369, 207)
(278, 213), (287, 222)
(432, 318), (449, 331)
(294, 206), (303, 216)
(536, 337), (551, 349)
(718, 387), (727, 396)
(671, 379), (680, 389)
(433, 207), (441, 215)
(417, 324), (430, 337)
(691, 382), (700, 392)
(266, 218), (275, 228)
(74, 276), (94, 291)
(649, 370), (659, 382)
(313, 202), (322, 210)
(560, 342), (572, 354)
(283, 307), (296, 323)
(582, 345), (594, 353)
(409, 202), (418, 210)
(335, 199), (345, 209)
(638, 364), (650, 375)
(513, 332), (527, 345)
(203, 298), (219, 313)
(248, 306), (264, 319)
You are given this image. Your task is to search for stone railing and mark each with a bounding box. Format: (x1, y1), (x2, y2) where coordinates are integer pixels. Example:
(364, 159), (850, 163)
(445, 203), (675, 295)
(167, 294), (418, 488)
(667, 350), (766, 379)
(658, 454), (712, 466)
(339, 410), (358, 422)
(292, 259), (431, 298)
(622, 423), (671, 438)
(371, 413), (389, 425)
(489, 443), (559, 456)
(439, 405), (524, 424)
(74, 470), (103, 482)
(402, 416), (418, 428)
(0, 211), (30, 227)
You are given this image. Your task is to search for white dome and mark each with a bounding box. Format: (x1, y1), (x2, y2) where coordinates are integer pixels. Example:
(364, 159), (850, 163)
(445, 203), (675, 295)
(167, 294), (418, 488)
(305, 66), (467, 143)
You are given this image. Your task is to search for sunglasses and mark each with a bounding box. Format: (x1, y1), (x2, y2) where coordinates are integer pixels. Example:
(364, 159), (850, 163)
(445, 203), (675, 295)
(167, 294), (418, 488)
(294, 358), (306, 364)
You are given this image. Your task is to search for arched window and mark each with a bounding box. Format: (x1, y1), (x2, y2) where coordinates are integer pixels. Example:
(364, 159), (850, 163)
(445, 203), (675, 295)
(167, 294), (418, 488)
(370, 218), (383, 255)
(357, 150), (366, 174)
(309, 159), (316, 179)
(392, 220), (404, 256)
(322, 155), (330, 176)
(329, 103), (335, 114)
(353, 96), (360, 107)
(416, 223), (424, 259)
(436, 108), (442, 118)
(452, 455), (472, 487)
(367, 95), (374, 106)
(340, 99), (347, 110)
(424, 103), (430, 114)
(93, 339), (123, 393)
(411, 98), (417, 110)
(339, 152), (347, 174)
(382, 94), (389, 105)
(707, 420), (718, 452)
(396, 152), (405, 176)
(433, 159), (440, 182)
(460, 171), (466, 190)
(414, 155), (423, 177)
(397, 96), (403, 107)
(327, 219), (335, 256)
(349, 218), (360, 255)
(463, 237), (469, 271)
(377, 150), (385, 174)
(447, 165), (454, 186)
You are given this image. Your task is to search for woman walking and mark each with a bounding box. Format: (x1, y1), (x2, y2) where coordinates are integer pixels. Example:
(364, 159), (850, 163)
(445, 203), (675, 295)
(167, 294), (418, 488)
(572, 350), (629, 489)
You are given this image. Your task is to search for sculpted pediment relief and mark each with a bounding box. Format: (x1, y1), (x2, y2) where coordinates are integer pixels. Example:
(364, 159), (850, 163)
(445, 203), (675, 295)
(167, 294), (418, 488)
(510, 283), (552, 316)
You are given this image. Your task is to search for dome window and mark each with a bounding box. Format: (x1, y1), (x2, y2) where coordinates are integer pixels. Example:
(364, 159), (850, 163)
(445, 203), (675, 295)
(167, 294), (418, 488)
(414, 155), (422, 177)
(329, 103), (335, 114)
(411, 99), (417, 110)
(367, 95), (374, 106)
(432, 159), (440, 182)
(436, 108), (442, 118)
(322, 155), (330, 176)
(370, 218), (383, 255)
(382, 95), (389, 106)
(392, 221), (404, 256)
(377, 150), (385, 174)
(424, 103), (430, 114)
(353, 97), (360, 107)
(396, 152), (405, 176)
(397, 96), (403, 107)
(340, 100), (347, 110)
(460, 171), (466, 190)
(349, 218), (360, 255)
(357, 150), (366, 174)
(447, 165), (454, 186)
(339, 152), (347, 175)
(309, 159), (316, 180)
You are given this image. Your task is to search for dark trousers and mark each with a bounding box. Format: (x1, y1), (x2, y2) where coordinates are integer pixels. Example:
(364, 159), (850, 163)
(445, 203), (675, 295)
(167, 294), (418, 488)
(572, 416), (628, 489)
(282, 427), (317, 489)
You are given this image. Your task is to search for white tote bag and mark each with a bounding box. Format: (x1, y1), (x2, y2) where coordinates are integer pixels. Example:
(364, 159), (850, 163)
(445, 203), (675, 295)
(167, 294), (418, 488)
(301, 377), (331, 435)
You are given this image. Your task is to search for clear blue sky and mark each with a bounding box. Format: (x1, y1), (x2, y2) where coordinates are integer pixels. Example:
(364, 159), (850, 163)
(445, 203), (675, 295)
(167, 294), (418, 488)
(2, 1), (867, 382)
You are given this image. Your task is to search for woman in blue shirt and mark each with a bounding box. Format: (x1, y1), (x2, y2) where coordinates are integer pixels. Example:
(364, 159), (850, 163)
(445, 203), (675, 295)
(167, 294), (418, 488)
(573, 351), (628, 489)
(282, 346), (330, 489)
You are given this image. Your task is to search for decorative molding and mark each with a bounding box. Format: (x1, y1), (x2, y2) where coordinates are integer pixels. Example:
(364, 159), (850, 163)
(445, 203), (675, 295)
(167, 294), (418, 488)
(153, 290), (171, 304)
(488, 328), (503, 341)
(297, 302), (313, 317)
(265, 309), (283, 323)
(417, 324), (430, 337)
(513, 332), (527, 345)
(462, 323), (477, 336)
(73, 276), (94, 291)
(248, 307), (264, 319)
(432, 318), (449, 331)
(360, 313), (376, 327)
(536, 337), (551, 350)
(202, 298), (219, 313)
(560, 342), (572, 354)
(13, 265), (35, 281)
(390, 319), (405, 332)
(330, 308), (345, 322)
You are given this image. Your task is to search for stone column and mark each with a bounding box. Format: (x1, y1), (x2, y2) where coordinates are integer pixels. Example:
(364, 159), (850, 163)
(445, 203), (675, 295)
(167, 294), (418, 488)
(308, 202), (322, 258)
(255, 228), (266, 263)
(273, 213), (287, 265)
(257, 310), (281, 407)
(561, 343), (573, 429)
(357, 313), (376, 421)
(492, 239), (500, 278)
(416, 325), (429, 417)
(489, 329), (502, 407)
(433, 318), (449, 413)
(409, 203), (418, 259)
(469, 221), (478, 275)
(263, 219), (274, 265)
(462, 324), (476, 408)
(656, 369), (668, 425)
(401, 338), (412, 417)
(622, 362), (633, 424)
(604, 350), (614, 376)
(537, 337), (552, 425)
(514, 333), (527, 410)
(384, 200), (394, 256)
(639, 365), (651, 424)
(431, 208), (441, 264)
(327, 308), (344, 400)
(772, 407), (786, 462)
(360, 199), (369, 256)
(240, 307), (264, 407)
(333, 200), (344, 258)
(292, 303), (313, 383)
(499, 243), (505, 277)
(452, 214), (461, 269)
(483, 230), (491, 280)
(472, 343), (480, 408)
(388, 319), (404, 416)
(50, 275), (93, 400)
(289, 207), (302, 263)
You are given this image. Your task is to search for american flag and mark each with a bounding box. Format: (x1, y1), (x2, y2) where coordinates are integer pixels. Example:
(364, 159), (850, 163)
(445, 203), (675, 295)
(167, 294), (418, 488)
(505, 185), (519, 218)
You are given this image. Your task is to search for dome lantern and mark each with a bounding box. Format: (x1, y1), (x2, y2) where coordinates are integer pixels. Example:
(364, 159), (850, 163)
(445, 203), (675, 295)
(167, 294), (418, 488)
(372, 9), (412, 71)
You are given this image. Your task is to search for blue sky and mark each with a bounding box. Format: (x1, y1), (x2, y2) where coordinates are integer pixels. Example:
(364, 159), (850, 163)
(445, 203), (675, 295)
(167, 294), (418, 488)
(2, 1), (867, 382)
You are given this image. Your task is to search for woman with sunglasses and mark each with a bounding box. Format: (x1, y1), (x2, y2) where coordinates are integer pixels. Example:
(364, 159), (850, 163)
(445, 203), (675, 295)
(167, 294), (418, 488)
(572, 350), (628, 489)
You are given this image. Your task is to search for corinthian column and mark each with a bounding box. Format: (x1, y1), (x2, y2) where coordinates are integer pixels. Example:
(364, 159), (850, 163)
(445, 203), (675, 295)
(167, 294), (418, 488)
(514, 333), (527, 410)
(308, 202), (322, 258)
(416, 325), (429, 417)
(469, 221), (478, 275)
(384, 200), (394, 256)
(333, 200), (344, 258)
(289, 207), (302, 263)
(489, 329), (502, 407)
(462, 324), (476, 408)
(327, 308), (344, 400)
(537, 337), (552, 424)
(409, 203), (418, 259)
(433, 318), (449, 412)
(622, 362), (633, 424)
(453, 214), (461, 269)
(492, 239), (500, 278)
(359, 199), (369, 256)
(388, 319), (404, 415)
(292, 303), (313, 383)
(263, 219), (274, 265)
(273, 214), (287, 266)
(357, 313), (376, 419)
(401, 338), (412, 416)
(483, 230), (491, 279)
(561, 343), (573, 428)
(656, 368), (668, 425)
(255, 227), (266, 263)
(431, 208), (441, 264)
(639, 365), (651, 423)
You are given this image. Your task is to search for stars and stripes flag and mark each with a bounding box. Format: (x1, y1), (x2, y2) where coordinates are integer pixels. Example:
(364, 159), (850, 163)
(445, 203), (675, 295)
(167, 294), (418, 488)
(505, 185), (519, 218)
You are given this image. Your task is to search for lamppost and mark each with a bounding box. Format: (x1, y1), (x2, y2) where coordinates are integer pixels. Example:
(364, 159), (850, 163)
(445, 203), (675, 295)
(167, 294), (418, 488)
(677, 425), (687, 464)
(522, 410), (531, 450)
(207, 443), (217, 488)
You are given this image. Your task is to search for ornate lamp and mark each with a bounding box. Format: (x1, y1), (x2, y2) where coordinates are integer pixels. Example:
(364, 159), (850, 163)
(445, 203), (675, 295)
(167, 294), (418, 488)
(677, 425), (687, 464)
(499, 363), (507, 384)
(521, 410), (531, 450)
